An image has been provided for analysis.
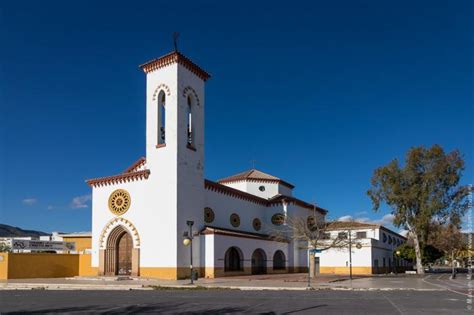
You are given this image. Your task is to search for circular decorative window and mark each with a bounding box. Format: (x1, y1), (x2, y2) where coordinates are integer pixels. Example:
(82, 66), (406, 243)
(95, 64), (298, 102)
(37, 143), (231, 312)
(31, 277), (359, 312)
(230, 213), (240, 228)
(253, 218), (262, 231)
(204, 207), (215, 223)
(259, 186), (265, 192)
(271, 213), (285, 226)
(108, 189), (131, 216)
(307, 216), (316, 231)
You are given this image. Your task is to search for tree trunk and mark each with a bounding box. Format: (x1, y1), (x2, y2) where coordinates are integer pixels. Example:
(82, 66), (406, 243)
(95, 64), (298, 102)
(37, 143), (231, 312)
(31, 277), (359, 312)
(412, 233), (424, 274)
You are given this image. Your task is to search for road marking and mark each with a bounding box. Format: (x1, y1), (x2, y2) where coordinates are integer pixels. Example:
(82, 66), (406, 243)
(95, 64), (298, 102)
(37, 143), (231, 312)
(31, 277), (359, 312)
(422, 275), (472, 298)
(382, 293), (404, 314)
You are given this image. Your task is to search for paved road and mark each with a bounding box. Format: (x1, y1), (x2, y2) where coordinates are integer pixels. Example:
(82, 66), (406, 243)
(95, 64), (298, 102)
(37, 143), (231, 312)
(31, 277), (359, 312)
(1, 290), (472, 314)
(422, 274), (473, 297)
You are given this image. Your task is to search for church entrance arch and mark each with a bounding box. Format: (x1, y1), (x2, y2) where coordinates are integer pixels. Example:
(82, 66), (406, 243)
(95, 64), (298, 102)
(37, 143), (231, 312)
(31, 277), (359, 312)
(103, 225), (137, 276)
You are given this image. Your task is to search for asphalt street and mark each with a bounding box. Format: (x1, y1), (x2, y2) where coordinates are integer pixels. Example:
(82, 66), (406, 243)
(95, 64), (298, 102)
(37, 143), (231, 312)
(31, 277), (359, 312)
(0, 289), (472, 314)
(422, 274), (473, 297)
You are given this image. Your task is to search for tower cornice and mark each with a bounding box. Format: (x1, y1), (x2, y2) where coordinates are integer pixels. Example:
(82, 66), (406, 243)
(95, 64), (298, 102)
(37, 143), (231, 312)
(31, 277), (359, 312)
(139, 51), (211, 81)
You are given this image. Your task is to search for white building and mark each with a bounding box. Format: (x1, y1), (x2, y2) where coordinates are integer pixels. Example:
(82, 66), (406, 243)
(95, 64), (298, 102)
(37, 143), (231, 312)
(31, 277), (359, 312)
(314, 222), (410, 275)
(86, 49), (327, 279)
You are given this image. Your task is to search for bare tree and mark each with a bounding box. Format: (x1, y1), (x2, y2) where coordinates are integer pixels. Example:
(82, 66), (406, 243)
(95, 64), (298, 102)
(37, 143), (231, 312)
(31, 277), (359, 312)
(269, 209), (363, 280)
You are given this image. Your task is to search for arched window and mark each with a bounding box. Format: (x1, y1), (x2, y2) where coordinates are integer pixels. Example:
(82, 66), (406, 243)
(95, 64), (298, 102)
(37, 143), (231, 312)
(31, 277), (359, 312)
(273, 250), (286, 270)
(157, 91), (166, 145)
(224, 246), (243, 271)
(186, 95), (194, 147)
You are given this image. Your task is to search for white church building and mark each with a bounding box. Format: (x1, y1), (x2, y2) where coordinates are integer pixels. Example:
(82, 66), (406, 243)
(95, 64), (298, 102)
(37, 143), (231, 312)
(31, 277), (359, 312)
(86, 49), (327, 279)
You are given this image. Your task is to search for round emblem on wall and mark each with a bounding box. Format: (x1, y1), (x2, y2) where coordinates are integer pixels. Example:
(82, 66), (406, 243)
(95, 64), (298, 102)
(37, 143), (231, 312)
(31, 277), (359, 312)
(253, 218), (262, 231)
(204, 207), (215, 223)
(271, 213), (285, 226)
(307, 215), (317, 231)
(356, 243), (362, 249)
(108, 189), (131, 216)
(230, 213), (240, 228)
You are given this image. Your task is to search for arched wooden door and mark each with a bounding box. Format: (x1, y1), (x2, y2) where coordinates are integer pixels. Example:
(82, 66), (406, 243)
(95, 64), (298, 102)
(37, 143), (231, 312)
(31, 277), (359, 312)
(104, 225), (134, 276)
(251, 249), (267, 275)
(116, 232), (132, 275)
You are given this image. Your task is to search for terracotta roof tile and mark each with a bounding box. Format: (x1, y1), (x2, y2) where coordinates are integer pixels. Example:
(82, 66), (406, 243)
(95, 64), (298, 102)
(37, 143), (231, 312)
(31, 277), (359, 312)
(205, 179), (268, 205)
(205, 179), (327, 214)
(326, 221), (380, 230)
(139, 51), (210, 81)
(86, 170), (150, 187)
(123, 157), (146, 173)
(200, 225), (288, 243)
(268, 195), (327, 214)
(218, 169), (294, 189)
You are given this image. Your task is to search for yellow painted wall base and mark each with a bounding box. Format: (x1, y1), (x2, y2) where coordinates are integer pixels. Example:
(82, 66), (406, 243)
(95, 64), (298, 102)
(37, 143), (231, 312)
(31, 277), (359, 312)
(140, 267), (180, 280)
(0, 253), (97, 280)
(319, 266), (373, 275)
(0, 253), (9, 280)
(79, 254), (98, 276)
(2, 253), (79, 279)
(141, 266), (308, 280)
(0, 252), (317, 280)
(319, 266), (410, 275)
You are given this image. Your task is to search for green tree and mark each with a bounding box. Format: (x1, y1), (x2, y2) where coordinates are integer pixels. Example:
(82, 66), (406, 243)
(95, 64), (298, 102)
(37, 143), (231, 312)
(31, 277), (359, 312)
(367, 145), (471, 274)
(396, 243), (443, 265)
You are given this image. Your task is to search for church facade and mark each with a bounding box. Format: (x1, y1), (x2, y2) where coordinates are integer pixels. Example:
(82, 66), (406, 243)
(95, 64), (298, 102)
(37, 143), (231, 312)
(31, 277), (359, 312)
(87, 50), (327, 280)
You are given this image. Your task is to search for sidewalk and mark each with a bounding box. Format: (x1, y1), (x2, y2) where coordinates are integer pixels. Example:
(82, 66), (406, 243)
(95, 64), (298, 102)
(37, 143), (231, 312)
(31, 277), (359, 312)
(0, 273), (449, 291)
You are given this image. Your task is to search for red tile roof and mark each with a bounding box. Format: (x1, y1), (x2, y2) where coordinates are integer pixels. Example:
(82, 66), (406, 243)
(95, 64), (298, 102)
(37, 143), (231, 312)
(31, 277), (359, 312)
(325, 221), (407, 239)
(205, 179), (327, 214)
(218, 169), (295, 189)
(269, 195), (328, 214)
(200, 225), (288, 243)
(87, 158), (326, 214)
(139, 51), (211, 81)
(123, 157), (146, 173)
(86, 170), (150, 187)
(326, 221), (379, 230)
(205, 179), (268, 205)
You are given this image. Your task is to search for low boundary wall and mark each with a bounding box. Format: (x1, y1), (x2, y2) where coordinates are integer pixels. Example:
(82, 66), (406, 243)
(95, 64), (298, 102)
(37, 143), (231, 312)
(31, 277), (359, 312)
(0, 253), (98, 279)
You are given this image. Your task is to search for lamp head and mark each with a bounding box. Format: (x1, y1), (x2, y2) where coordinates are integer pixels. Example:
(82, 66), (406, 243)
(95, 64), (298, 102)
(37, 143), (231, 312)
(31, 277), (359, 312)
(183, 238), (192, 246)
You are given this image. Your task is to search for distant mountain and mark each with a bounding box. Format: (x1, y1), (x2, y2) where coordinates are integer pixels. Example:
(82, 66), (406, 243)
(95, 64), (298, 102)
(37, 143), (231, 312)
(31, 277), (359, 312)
(0, 224), (50, 237)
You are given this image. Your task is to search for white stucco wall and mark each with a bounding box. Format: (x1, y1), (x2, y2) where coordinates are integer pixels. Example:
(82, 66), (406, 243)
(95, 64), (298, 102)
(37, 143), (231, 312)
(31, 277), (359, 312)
(315, 227), (407, 270)
(223, 180), (293, 199)
(211, 234), (289, 270)
(91, 177), (178, 268)
(90, 52), (326, 276)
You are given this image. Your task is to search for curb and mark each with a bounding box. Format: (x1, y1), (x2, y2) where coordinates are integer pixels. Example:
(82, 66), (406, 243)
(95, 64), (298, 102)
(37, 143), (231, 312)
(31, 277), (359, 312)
(0, 284), (150, 291)
(0, 283), (448, 292)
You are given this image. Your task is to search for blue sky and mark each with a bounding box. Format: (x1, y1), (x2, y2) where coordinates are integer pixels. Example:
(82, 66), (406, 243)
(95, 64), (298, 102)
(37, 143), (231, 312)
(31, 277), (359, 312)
(1, 1), (472, 233)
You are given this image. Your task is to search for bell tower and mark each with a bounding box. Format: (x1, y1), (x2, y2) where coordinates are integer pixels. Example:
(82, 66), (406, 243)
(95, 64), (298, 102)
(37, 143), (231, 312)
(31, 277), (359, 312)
(139, 50), (210, 278)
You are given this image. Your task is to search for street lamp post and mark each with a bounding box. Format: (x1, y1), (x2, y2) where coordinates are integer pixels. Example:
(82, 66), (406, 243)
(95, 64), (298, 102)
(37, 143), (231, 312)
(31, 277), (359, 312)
(183, 220), (195, 285)
(395, 250), (401, 275)
(307, 250), (311, 289)
(450, 250), (456, 280)
(348, 229), (353, 280)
